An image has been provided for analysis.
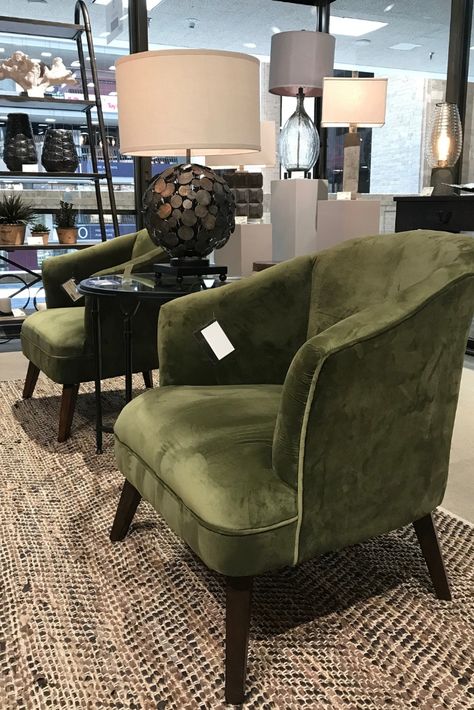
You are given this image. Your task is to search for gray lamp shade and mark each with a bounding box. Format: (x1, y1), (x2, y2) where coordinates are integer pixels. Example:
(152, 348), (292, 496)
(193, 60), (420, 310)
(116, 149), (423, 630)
(269, 30), (335, 97)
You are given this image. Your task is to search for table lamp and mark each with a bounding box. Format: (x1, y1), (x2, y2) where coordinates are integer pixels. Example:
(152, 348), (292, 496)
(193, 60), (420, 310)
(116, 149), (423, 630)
(116, 49), (260, 278)
(321, 77), (388, 197)
(269, 30), (335, 177)
(206, 121), (276, 220)
(427, 102), (463, 196)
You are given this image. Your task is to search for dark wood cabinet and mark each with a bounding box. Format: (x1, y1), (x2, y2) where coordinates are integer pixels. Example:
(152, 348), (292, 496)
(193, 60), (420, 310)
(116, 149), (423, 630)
(394, 195), (474, 234)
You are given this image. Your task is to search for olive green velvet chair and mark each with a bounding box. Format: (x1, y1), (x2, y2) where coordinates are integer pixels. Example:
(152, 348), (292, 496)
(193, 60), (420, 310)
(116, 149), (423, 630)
(110, 229), (474, 705)
(21, 229), (167, 441)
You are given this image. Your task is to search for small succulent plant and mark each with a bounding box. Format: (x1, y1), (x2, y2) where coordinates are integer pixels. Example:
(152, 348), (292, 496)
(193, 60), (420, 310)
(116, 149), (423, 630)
(55, 200), (77, 229)
(31, 222), (50, 233)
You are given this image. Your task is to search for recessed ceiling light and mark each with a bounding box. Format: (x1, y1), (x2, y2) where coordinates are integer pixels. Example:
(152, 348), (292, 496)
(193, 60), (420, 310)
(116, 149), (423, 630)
(45, 118), (56, 123)
(271, 26), (281, 34)
(330, 16), (387, 37)
(71, 60), (81, 67)
(243, 42), (257, 49)
(108, 65), (116, 71)
(390, 42), (421, 51)
(384, 3), (395, 11)
(41, 51), (52, 58)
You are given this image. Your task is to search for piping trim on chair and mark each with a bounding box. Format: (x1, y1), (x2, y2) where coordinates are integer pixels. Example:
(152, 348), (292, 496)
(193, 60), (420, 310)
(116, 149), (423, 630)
(293, 357), (326, 566)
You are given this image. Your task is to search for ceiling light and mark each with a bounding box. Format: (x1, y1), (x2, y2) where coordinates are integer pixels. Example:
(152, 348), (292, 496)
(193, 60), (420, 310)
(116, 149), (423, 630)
(384, 3), (395, 10)
(390, 42), (421, 51)
(243, 42), (257, 49)
(45, 118), (56, 123)
(329, 17), (387, 37)
(41, 51), (52, 58)
(271, 26), (281, 34)
(108, 65), (116, 71)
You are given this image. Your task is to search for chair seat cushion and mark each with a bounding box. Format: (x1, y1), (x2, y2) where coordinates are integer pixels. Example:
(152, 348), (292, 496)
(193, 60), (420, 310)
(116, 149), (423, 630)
(21, 307), (94, 384)
(114, 385), (298, 576)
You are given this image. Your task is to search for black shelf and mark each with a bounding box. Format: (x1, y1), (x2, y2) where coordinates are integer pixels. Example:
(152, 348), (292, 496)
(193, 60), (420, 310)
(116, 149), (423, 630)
(0, 94), (95, 112)
(0, 16), (83, 40)
(0, 171), (106, 180)
(31, 207), (136, 215)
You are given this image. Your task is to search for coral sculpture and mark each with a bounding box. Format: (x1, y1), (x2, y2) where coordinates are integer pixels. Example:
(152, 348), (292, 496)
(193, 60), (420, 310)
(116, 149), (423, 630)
(0, 51), (77, 96)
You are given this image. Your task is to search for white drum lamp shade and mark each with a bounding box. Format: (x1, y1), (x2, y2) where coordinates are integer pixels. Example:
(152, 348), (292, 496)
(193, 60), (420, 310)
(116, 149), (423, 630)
(205, 121), (276, 168)
(321, 77), (388, 127)
(116, 49), (261, 156)
(269, 31), (335, 97)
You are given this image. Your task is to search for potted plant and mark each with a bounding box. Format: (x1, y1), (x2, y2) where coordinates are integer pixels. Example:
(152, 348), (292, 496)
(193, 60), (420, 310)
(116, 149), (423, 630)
(55, 200), (78, 244)
(31, 222), (51, 246)
(0, 194), (36, 245)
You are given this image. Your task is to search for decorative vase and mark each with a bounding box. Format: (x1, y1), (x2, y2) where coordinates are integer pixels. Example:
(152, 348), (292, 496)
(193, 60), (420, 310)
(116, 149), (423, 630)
(0, 224), (26, 245)
(41, 129), (79, 173)
(57, 227), (78, 244)
(279, 88), (320, 175)
(143, 163), (235, 259)
(32, 231), (50, 245)
(3, 114), (37, 172)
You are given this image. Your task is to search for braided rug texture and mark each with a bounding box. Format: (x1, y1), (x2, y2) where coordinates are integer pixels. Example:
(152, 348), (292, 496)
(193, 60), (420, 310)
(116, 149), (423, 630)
(0, 376), (473, 709)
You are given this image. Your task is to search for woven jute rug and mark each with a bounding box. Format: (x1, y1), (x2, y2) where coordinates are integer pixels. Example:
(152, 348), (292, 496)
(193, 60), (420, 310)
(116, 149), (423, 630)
(0, 376), (473, 709)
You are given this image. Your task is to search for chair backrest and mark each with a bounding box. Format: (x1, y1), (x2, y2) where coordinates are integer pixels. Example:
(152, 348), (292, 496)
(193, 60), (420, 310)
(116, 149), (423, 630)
(307, 229), (474, 337)
(292, 230), (474, 564)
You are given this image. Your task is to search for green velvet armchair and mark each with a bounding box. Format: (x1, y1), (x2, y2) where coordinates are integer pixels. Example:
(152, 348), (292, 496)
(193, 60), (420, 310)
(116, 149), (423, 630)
(21, 229), (167, 441)
(110, 229), (474, 704)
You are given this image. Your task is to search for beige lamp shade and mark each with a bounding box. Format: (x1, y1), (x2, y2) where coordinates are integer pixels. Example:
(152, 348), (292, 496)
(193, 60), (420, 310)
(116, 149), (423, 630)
(269, 31), (335, 97)
(321, 77), (388, 127)
(116, 49), (260, 156)
(205, 121), (276, 167)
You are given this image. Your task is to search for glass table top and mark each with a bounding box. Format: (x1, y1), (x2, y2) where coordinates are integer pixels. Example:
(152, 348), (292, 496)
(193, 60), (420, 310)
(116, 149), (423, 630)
(78, 272), (231, 299)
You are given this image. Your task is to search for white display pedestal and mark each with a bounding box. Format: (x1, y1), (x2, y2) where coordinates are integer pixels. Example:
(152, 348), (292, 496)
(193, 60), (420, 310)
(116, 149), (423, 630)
(315, 200), (381, 251)
(214, 223), (272, 277)
(271, 179), (328, 261)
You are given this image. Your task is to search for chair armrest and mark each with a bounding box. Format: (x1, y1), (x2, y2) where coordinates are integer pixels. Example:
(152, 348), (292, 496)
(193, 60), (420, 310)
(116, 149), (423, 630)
(158, 255), (314, 386)
(273, 268), (474, 564)
(43, 233), (137, 308)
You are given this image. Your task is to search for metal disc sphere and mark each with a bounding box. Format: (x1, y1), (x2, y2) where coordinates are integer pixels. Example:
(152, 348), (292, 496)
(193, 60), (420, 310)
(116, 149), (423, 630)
(143, 163), (235, 258)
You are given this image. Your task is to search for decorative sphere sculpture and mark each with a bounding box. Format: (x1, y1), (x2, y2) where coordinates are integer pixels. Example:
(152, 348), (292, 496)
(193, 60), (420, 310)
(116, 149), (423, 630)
(143, 163), (235, 259)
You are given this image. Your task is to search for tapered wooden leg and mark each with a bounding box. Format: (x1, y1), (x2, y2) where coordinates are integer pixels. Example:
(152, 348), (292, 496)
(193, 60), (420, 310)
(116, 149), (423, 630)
(413, 513), (451, 601)
(57, 384), (79, 443)
(22, 362), (40, 399)
(110, 480), (142, 542)
(142, 370), (153, 388)
(225, 576), (253, 705)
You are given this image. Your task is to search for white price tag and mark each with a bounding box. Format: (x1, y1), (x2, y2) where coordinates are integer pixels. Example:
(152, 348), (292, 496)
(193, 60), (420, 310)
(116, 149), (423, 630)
(200, 321), (235, 361)
(62, 278), (83, 302)
(12, 308), (25, 317)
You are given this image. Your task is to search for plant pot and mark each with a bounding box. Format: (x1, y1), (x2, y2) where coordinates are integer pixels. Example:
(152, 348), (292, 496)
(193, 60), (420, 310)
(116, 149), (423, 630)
(41, 129), (79, 173)
(0, 224), (26, 245)
(3, 114), (37, 172)
(57, 227), (78, 244)
(32, 231), (50, 245)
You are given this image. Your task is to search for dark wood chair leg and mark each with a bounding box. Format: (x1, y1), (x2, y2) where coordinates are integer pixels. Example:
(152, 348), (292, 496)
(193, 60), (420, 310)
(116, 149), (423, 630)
(413, 512), (451, 601)
(110, 480), (142, 541)
(58, 384), (79, 443)
(22, 362), (40, 399)
(142, 370), (153, 388)
(225, 576), (253, 705)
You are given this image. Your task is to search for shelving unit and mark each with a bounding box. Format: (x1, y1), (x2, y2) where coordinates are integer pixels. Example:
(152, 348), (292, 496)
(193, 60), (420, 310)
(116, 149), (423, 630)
(0, 0), (119, 240)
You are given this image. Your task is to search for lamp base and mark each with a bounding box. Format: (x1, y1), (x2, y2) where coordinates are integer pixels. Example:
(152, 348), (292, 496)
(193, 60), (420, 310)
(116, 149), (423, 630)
(343, 131), (362, 199)
(154, 259), (228, 285)
(430, 167), (455, 196)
